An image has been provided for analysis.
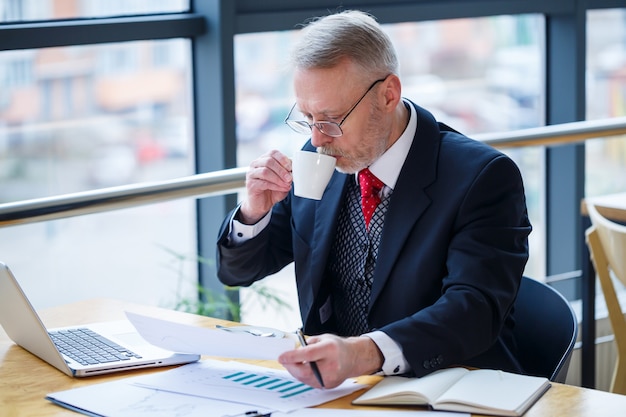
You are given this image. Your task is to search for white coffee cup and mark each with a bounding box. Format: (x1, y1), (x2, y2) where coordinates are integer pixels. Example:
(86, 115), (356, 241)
(292, 150), (336, 200)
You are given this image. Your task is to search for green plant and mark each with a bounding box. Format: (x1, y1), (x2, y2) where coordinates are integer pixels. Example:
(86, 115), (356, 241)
(158, 244), (292, 322)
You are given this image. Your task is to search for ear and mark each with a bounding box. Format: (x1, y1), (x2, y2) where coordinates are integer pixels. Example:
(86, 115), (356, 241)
(380, 74), (402, 113)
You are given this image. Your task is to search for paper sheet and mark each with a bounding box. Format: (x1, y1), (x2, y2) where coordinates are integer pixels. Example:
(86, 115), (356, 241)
(132, 359), (367, 412)
(125, 311), (296, 360)
(47, 379), (273, 417)
(47, 376), (460, 417)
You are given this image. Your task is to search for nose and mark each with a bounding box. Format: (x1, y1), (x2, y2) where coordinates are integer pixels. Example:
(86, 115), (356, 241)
(310, 127), (334, 148)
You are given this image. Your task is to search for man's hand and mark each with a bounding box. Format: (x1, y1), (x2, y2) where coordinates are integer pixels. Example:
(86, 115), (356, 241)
(239, 150), (293, 224)
(278, 334), (384, 389)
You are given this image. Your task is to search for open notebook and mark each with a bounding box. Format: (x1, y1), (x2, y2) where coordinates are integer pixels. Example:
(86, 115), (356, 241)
(353, 367), (550, 417)
(0, 262), (199, 377)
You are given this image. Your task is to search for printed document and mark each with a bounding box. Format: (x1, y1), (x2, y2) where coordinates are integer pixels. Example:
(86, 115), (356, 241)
(132, 358), (366, 412)
(125, 311), (295, 360)
(47, 377), (462, 417)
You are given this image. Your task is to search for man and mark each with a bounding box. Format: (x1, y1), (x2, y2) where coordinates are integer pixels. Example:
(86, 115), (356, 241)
(217, 10), (531, 389)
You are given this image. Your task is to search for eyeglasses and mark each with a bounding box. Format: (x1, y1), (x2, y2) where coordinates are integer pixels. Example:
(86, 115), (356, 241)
(284, 76), (388, 137)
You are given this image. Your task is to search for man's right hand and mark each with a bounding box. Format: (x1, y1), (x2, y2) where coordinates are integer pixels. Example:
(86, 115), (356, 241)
(278, 334), (384, 389)
(238, 149), (293, 224)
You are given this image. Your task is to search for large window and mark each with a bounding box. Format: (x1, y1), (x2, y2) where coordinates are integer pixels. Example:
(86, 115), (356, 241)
(0, 36), (197, 309)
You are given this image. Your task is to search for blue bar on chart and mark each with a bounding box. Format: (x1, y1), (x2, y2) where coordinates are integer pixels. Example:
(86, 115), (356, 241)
(223, 371), (314, 398)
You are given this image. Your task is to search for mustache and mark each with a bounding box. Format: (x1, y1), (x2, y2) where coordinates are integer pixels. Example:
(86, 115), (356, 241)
(317, 146), (346, 158)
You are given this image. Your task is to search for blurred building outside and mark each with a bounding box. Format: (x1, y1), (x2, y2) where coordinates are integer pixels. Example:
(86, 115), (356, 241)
(0, 3), (625, 333)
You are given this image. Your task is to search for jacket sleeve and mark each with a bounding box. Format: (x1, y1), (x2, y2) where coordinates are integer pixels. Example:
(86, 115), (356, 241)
(379, 152), (531, 376)
(216, 196), (295, 287)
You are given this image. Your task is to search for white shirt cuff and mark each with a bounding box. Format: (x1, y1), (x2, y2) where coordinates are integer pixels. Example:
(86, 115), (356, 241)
(365, 330), (410, 375)
(228, 207), (272, 245)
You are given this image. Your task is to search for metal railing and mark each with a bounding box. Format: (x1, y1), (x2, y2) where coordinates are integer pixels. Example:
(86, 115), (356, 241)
(1, 116), (626, 227)
(0, 167), (247, 227)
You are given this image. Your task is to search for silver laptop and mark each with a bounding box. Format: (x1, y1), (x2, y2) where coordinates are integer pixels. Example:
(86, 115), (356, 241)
(0, 262), (200, 377)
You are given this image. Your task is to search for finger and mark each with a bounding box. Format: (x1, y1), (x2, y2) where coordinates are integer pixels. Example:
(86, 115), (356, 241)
(246, 164), (291, 192)
(247, 169), (292, 193)
(281, 361), (322, 389)
(256, 150), (292, 179)
(278, 346), (309, 365)
(305, 335), (323, 345)
(248, 157), (292, 190)
(268, 149), (293, 173)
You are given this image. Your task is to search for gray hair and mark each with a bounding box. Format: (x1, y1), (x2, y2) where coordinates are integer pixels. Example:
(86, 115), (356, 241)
(290, 10), (399, 78)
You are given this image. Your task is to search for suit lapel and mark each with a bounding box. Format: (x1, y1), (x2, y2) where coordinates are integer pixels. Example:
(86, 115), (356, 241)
(369, 103), (441, 305)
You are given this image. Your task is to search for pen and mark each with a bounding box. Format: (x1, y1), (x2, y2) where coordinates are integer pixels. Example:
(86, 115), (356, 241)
(296, 327), (325, 388)
(228, 411), (272, 417)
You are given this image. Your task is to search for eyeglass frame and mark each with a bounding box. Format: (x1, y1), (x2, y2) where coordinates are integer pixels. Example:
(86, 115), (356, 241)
(284, 75), (389, 137)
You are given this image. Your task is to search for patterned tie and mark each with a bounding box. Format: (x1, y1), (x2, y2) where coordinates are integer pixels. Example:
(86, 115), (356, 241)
(358, 168), (384, 229)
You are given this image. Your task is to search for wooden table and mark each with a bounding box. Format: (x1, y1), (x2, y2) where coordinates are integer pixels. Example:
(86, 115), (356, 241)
(580, 192), (626, 388)
(2, 299), (626, 416)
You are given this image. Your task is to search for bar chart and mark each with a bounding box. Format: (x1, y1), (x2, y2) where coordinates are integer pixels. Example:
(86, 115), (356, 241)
(223, 370), (315, 399)
(133, 359), (366, 412)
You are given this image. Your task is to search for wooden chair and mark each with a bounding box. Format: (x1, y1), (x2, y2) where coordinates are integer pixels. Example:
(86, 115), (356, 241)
(586, 202), (626, 394)
(513, 276), (578, 383)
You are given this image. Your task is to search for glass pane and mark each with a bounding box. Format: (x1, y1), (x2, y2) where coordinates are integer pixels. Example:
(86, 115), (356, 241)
(0, 39), (197, 309)
(0, 0), (189, 22)
(1, 40), (193, 199)
(234, 14), (546, 327)
(2, 202), (198, 310)
(585, 8), (626, 197)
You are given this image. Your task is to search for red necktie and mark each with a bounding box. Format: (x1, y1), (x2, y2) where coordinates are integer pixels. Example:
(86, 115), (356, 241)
(358, 168), (384, 229)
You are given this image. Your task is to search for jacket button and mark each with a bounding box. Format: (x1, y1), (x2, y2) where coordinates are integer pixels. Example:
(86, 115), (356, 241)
(393, 365), (400, 374)
(422, 360), (430, 369)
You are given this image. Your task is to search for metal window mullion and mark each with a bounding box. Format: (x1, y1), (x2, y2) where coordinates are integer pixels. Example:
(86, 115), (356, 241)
(191, 0), (239, 317)
(0, 13), (207, 51)
(545, 7), (589, 385)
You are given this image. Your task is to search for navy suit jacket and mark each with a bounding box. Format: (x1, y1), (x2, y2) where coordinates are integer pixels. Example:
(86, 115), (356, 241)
(217, 102), (531, 377)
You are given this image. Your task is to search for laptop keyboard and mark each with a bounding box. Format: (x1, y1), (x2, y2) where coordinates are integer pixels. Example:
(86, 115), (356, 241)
(49, 328), (142, 366)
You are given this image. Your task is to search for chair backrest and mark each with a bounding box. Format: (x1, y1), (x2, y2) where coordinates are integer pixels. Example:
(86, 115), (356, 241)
(512, 276), (578, 383)
(587, 203), (626, 288)
(586, 202), (626, 393)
